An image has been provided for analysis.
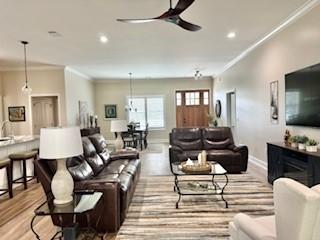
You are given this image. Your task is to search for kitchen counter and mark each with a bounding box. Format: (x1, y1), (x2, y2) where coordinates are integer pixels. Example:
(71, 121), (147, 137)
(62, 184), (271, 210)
(0, 135), (39, 148)
(0, 136), (40, 193)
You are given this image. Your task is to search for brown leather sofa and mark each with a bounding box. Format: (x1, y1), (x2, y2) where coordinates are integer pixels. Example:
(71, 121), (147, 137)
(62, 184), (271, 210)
(169, 127), (248, 173)
(35, 133), (140, 233)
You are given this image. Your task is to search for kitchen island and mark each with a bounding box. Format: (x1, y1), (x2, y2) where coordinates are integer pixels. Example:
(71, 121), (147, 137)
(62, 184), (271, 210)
(0, 136), (39, 194)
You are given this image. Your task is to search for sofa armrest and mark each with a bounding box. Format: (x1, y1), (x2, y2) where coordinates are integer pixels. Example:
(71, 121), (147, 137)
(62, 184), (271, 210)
(232, 213), (275, 240)
(110, 150), (139, 161)
(74, 180), (121, 233)
(228, 145), (249, 172)
(169, 145), (184, 153)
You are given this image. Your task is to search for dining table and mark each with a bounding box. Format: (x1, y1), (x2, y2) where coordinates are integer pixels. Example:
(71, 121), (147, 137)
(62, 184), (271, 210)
(127, 124), (147, 150)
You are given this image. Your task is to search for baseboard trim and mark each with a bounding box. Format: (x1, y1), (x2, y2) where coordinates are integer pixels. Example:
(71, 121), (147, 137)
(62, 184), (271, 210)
(249, 155), (267, 171)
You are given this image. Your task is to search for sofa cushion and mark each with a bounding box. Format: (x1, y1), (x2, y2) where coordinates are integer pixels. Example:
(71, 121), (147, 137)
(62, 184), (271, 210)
(82, 137), (97, 157)
(207, 149), (241, 165)
(89, 134), (108, 153)
(67, 156), (94, 181)
(177, 150), (201, 162)
(105, 160), (129, 174)
(99, 150), (111, 165)
(86, 155), (105, 175)
(171, 128), (202, 151)
(202, 127), (234, 150)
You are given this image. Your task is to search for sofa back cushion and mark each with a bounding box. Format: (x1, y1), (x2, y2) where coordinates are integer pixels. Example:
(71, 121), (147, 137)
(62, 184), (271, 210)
(171, 128), (202, 150)
(202, 127), (234, 150)
(82, 137), (105, 175)
(82, 137), (97, 157)
(89, 134), (108, 153)
(67, 156), (94, 181)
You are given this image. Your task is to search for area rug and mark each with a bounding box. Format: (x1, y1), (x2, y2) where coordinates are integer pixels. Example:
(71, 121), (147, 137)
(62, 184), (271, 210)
(109, 174), (274, 240)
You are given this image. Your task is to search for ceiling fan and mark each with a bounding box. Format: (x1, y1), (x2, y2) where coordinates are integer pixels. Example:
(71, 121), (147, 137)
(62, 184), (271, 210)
(117, 0), (201, 32)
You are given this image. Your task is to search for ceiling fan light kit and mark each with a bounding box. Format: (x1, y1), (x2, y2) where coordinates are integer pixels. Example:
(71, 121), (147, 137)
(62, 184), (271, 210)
(117, 0), (201, 32)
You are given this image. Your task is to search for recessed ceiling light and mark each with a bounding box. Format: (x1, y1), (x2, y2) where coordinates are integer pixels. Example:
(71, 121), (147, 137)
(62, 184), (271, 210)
(100, 35), (108, 43)
(48, 31), (62, 37)
(227, 32), (236, 39)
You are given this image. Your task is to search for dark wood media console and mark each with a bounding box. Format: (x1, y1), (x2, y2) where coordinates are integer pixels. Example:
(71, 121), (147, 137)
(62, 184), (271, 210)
(267, 142), (320, 187)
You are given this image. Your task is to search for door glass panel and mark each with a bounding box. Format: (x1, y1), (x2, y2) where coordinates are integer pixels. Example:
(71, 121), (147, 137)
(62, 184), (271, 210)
(204, 91), (209, 105)
(176, 92), (182, 106)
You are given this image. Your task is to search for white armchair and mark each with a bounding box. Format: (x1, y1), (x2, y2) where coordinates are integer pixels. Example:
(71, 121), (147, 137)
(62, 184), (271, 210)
(229, 178), (320, 240)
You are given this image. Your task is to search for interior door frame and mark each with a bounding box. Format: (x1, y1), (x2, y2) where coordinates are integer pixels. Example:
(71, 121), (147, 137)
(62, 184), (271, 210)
(28, 93), (62, 135)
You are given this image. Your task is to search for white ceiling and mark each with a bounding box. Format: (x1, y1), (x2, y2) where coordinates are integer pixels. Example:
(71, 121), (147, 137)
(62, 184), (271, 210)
(0, 0), (310, 79)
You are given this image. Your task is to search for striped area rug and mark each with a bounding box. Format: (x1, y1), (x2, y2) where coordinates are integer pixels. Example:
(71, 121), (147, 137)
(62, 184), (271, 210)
(111, 174), (274, 240)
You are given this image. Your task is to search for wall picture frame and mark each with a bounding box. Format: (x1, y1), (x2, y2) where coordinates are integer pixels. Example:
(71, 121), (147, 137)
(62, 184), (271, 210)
(8, 106), (26, 122)
(105, 104), (117, 119)
(270, 81), (279, 124)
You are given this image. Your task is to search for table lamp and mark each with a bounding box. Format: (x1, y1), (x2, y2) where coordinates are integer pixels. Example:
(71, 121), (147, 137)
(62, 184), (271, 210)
(110, 120), (127, 151)
(39, 126), (83, 205)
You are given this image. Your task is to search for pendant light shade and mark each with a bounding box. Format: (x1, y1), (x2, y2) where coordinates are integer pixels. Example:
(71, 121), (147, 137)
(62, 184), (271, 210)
(125, 72), (137, 112)
(21, 41), (32, 94)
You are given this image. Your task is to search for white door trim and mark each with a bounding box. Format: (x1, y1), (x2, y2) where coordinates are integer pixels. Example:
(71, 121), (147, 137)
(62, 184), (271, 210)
(28, 94), (62, 135)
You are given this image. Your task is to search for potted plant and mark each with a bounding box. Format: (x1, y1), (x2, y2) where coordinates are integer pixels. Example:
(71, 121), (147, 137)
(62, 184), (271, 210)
(297, 135), (309, 150)
(207, 113), (218, 127)
(289, 136), (299, 148)
(306, 139), (318, 152)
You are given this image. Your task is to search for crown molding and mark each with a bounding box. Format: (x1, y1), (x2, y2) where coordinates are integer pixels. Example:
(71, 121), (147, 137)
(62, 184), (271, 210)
(64, 66), (92, 81)
(0, 65), (64, 72)
(216, 0), (320, 77)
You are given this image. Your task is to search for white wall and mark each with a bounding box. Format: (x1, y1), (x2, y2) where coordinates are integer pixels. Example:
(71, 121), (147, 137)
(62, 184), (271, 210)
(64, 68), (95, 126)
(214, 5), (320, 163)
(94, 77), (213, 141)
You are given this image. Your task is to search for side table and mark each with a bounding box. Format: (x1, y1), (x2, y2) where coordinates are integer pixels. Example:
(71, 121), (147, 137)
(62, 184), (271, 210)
(31, 191), (103, 240)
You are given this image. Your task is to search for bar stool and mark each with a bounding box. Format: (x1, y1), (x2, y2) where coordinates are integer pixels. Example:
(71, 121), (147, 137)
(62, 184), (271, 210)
(0, 158), (13, 198)
(9, 150), (38, 190)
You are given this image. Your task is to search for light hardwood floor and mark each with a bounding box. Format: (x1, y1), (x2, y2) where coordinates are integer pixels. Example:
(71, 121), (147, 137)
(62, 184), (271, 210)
(0, 143), (267, 239)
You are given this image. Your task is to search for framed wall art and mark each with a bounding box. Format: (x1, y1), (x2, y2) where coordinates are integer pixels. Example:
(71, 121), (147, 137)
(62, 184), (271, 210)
(8, 106), (26, 122)
(105, 104), (117, 119)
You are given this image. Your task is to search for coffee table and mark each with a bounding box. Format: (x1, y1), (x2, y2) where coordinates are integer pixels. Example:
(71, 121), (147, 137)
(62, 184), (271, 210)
(170, 161), (229, 209)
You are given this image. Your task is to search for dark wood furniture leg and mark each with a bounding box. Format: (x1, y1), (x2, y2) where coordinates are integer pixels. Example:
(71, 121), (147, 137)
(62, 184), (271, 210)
(6, 163), (13, 198)
(22, 159), (27, 189)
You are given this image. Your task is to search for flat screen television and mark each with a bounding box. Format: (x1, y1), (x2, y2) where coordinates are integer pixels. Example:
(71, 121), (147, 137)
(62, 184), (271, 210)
(285, 63), (320, 127)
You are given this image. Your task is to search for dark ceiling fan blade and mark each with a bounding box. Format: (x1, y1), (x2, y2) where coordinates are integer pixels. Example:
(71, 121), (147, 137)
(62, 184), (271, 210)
(117, 18), (157, 23)
(172, 17), (201, 31)
(173, 0), (196, 14)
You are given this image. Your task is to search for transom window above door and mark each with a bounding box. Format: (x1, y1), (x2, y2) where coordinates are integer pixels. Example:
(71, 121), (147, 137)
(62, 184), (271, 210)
(176, 90), (210, 106)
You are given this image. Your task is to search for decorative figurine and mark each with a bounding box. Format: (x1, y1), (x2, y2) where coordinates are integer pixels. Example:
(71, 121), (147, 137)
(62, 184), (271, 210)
(89, 115), (94, 128)
(284, 129), (291, 146)
(94, 115), (98, 128)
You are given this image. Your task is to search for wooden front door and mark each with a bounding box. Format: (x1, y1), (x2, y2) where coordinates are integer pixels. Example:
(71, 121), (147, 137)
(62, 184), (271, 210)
(176, 90), (210, 128)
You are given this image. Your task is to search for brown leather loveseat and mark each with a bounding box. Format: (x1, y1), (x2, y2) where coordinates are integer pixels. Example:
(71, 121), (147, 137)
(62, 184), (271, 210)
(169, 127), (248, 173)
(35, 133), (140, 234)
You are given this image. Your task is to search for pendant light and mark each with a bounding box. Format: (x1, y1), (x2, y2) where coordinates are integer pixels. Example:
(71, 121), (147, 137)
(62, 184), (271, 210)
(21, 41), (32, 94)
(194, 70), (203, 80)
(125, 73), (137, 112)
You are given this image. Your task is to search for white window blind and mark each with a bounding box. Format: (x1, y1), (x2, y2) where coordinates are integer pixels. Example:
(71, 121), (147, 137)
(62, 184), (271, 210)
(128, 96), (165, 129)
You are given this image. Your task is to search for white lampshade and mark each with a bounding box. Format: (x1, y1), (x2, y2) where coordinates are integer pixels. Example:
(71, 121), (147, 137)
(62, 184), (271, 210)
(110, 120), (127, 133)
(40, 126), (83, 159)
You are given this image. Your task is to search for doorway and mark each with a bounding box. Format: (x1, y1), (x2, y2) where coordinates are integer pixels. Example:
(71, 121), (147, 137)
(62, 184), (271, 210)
(31, 96), (59, 135)
(175, 90), (210, 128)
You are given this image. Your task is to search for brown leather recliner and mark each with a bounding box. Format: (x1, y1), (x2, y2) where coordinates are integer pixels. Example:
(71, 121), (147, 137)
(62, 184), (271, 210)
(35, 133), (141, 234)
(169, 127), (248, 173)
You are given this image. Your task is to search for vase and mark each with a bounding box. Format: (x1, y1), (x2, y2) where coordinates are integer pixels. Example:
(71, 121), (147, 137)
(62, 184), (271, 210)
(306, 146), (318, 152)
(298, 143), (306, 150)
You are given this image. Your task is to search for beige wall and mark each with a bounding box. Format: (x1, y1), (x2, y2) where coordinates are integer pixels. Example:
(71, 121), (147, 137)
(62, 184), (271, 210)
(94, 77), (213, 141)
(64, 68), (95, 126)
(1, 69), (67, 135)
(214, 5), (320, 163)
